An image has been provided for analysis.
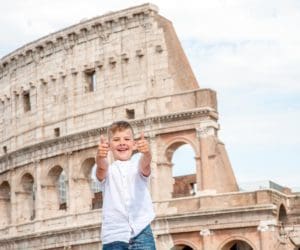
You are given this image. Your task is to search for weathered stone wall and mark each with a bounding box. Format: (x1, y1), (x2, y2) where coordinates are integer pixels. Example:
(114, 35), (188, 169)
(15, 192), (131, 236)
(0, 3), (198, 155)
(0, 3), (298, 250)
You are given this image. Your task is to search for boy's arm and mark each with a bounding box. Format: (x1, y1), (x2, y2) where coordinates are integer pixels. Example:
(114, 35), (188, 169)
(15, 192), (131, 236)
(96, 135), (109, 182)
(137, 132), (152, 177)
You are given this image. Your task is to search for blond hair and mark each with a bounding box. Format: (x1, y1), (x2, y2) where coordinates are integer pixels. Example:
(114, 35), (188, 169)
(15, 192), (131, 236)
(108, 120), (134, 138)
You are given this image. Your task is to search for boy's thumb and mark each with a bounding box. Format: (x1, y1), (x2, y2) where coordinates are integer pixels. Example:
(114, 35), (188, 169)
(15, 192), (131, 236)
(140, 131), (145, 140)
(100, 135), (105, 144)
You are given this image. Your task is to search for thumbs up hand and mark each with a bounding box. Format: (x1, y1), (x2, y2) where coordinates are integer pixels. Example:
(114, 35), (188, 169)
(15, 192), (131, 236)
(137, 132), (152, 177)
(97, 135), (109, 159)
(136, 132), (150, 154)
(96, 135), (109, 182)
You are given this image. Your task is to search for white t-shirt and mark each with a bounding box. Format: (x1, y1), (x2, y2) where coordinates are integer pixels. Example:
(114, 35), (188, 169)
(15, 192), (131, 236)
(100, 159), (155, 244)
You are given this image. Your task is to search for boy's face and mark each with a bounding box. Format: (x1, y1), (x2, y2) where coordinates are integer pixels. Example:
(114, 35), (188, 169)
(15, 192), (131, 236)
(109, 128), (135, 161)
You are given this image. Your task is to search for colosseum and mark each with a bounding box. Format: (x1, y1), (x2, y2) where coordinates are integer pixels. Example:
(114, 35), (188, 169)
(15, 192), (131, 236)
(0, 3), (299, 250)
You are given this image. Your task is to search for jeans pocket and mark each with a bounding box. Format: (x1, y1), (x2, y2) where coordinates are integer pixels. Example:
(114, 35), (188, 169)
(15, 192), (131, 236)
(130, 225), (156, 250)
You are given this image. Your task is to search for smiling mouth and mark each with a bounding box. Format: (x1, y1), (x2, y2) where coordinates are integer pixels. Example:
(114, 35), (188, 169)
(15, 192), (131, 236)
(117, 148), (128, 152)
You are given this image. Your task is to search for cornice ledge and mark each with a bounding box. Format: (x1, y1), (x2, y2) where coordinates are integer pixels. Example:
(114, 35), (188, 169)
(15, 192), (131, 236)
(0, 3), (158, 68)
(0, 108), (214, 172)
(132, 108), (216, 126)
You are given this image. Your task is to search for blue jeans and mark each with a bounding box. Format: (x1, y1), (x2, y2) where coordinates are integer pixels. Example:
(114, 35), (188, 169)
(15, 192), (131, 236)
(102, 225), (156, 250)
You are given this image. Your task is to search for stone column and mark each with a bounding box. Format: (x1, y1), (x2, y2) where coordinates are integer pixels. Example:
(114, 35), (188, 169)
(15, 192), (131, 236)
(155, 161), (173, 200)
(155, 234), (175, 250)
(65, 152), (75, 213)
(70, 69), (78, 118)
(148, 132), (158, 200)
(257, 220), (277, 250)
(11, 91), (18, 150)
(196, 120), (218, 194)
(194, 155), (202, 193)
(200, 228), (213, 250)
(37, 79), (46, 140)
(40, 184), (57, 217)
(10, 171), (18, 226)
(150, 134), (173, 201)
(34, 159), (42, 220)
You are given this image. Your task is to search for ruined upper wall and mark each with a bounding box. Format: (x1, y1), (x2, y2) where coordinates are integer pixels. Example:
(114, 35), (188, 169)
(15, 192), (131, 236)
(0, 3), (198, 92)
(0, 3), (211, 155)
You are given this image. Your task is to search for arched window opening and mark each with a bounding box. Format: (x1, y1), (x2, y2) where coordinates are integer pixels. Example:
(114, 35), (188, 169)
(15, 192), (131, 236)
(0, 181), (11, 226)
(84, 69), (96, 92)
(91, 163), (103, 209)
(58, 170), (68, 210)
(47, 165), (67, 212)
(171, 144), (196, 198)
(278, 204), (288, 224)
(20, 173), (35, 221)
(222, 240), (253, 250)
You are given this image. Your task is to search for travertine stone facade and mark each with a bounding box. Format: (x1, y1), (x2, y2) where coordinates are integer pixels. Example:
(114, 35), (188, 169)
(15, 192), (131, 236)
(0, 3), (299, 250)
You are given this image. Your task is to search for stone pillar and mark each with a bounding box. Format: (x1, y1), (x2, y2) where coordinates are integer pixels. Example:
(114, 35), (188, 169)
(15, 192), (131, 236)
(69, 151), (94, 213)
(200, 228), (213, 250)
(15, 191), (33, 222)
(155, 234), (174, 250)
(257, 220), (277, 250)
(69, 70), (78, 118)
(196, 120), (218, 194)
(37, 79), (46, 140)
(40, 184), (57, 217)
(10, 172), (18, 225)
(65, 152), (75, 213)
(196, 119), (238, 193)
(34, 160), (42, 220)
(11, 92), (17, 150)
(194, 155), (202, 193)
(144, 127), (173, 201)
(148, 132), (158, 200)
(155, 161), (173, 200)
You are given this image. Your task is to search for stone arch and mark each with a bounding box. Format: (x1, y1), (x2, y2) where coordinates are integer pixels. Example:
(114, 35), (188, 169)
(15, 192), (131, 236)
(172, 239), (198, 250)
(81, 157), (95, 179)
(163, 137), (197, 199)
(0, 181), (11, 226)
(278, 203), (288, 224)
(43, 165), (67, 214)
(18, 173), (35, 222)
(48, 165), (65, 184)
(219, 236), (255, 250)
(164, 137), (197, 163)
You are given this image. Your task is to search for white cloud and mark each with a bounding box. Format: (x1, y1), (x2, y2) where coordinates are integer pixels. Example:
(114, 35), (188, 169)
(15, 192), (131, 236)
(220, 110), (300, 147)
(185, 38), (300, 90)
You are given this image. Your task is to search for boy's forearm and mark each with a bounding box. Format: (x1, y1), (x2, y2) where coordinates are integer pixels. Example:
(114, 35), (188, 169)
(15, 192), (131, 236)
(139, 152), (152, 177)
(96, 158), (109, 181)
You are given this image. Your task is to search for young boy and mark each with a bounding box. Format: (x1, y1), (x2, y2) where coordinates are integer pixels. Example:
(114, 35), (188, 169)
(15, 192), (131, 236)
(96, 121), (156, 250)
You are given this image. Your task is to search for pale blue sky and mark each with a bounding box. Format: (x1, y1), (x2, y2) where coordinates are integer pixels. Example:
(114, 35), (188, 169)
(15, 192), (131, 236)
(1, 0), (299, 190)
